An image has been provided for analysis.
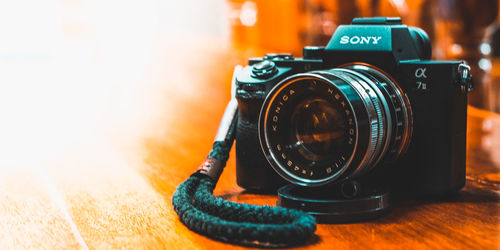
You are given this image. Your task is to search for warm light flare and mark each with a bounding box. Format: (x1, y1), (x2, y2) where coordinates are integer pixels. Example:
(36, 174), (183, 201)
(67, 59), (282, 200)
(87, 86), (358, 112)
(0, 0), (229, 247)
(0, 0), (229, 169)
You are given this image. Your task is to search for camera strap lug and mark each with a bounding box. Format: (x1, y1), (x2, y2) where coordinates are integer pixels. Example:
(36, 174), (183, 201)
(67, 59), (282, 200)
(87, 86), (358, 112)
(458, 63), (473, 93)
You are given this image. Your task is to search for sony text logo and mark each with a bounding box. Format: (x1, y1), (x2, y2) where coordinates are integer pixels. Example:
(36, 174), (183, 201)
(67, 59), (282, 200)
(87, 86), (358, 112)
(339, 35), (382, 45)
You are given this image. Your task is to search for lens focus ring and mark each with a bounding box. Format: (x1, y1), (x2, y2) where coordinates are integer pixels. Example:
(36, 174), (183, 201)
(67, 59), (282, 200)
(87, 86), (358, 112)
(317, 69), (388, 178)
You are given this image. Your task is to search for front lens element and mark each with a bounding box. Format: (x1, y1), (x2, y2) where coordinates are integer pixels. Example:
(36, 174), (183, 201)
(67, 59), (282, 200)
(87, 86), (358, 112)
(259, 76), (358, 185)
(291, 98), (345, 162)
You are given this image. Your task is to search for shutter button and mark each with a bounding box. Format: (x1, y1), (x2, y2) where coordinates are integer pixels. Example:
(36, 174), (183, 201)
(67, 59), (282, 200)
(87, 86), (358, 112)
(252, 60), (278, 79)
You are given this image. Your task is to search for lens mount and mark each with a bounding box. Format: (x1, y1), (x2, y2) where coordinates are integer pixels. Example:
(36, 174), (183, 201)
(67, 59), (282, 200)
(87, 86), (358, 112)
(258, 64), (412, 187)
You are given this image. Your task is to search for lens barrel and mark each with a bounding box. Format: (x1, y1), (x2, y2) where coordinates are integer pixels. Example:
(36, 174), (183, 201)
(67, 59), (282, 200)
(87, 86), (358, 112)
(258, 64), (412, 187)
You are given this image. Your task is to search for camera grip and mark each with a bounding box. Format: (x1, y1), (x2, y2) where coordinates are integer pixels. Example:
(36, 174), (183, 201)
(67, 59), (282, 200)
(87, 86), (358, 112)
(235, 115), (285, 192)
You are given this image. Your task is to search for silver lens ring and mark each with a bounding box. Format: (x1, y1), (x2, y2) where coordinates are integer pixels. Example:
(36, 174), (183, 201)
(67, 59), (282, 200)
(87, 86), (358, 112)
(343, 64), (413, 161)
(314, 69), (387, 178)
(331, 68), (393, 170)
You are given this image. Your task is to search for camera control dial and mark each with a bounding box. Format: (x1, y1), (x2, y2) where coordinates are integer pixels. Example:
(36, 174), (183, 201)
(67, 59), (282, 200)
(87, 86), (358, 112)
(251, 60), (278, 79)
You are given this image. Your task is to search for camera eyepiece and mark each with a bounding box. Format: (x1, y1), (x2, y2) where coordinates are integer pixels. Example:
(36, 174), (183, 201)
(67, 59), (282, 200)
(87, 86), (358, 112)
(409, 27), (432, 60)
(258, 64), (412, 187)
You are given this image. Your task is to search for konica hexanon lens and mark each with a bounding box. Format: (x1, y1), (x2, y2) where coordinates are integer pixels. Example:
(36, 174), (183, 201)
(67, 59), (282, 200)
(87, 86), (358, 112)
(258, 64), (412, 187)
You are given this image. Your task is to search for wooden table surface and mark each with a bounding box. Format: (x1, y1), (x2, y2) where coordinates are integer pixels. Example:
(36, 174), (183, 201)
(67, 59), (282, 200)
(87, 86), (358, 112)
(0, 35), (499, 249)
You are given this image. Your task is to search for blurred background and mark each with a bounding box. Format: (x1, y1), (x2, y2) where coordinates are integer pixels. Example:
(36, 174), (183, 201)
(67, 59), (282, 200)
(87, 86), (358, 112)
(2, 0), (499, 168)
(228, 0), (500, 111)
(0, 0), (499, 168)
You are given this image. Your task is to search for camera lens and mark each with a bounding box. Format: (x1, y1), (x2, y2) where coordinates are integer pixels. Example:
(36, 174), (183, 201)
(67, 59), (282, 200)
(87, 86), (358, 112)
(291, 98), (345, 162)
(258, 64), (412, 187)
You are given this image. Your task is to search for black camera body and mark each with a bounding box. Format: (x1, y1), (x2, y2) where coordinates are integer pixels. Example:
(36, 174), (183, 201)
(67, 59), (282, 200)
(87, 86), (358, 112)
(235, 17), (472, 196)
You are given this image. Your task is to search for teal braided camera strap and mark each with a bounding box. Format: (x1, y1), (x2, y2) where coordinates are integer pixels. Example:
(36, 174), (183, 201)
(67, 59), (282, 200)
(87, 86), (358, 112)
(172, 140), (316, 247)
(172, 67), (316, 246)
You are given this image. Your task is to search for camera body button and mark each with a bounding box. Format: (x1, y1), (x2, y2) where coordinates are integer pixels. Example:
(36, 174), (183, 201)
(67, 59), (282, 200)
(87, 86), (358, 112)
(252, 60), (278, 79)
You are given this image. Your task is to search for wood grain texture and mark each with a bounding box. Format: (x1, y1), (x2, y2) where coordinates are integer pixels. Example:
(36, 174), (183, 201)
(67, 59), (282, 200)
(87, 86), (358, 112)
(0, 34), (498, 250)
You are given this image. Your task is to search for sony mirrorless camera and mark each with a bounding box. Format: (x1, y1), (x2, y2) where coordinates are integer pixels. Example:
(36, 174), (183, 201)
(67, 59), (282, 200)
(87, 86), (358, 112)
(234, 17), (473, 197)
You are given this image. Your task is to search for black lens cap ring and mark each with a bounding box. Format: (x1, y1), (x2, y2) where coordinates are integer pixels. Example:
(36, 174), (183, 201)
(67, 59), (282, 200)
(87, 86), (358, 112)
(277, 184), (391, 224)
